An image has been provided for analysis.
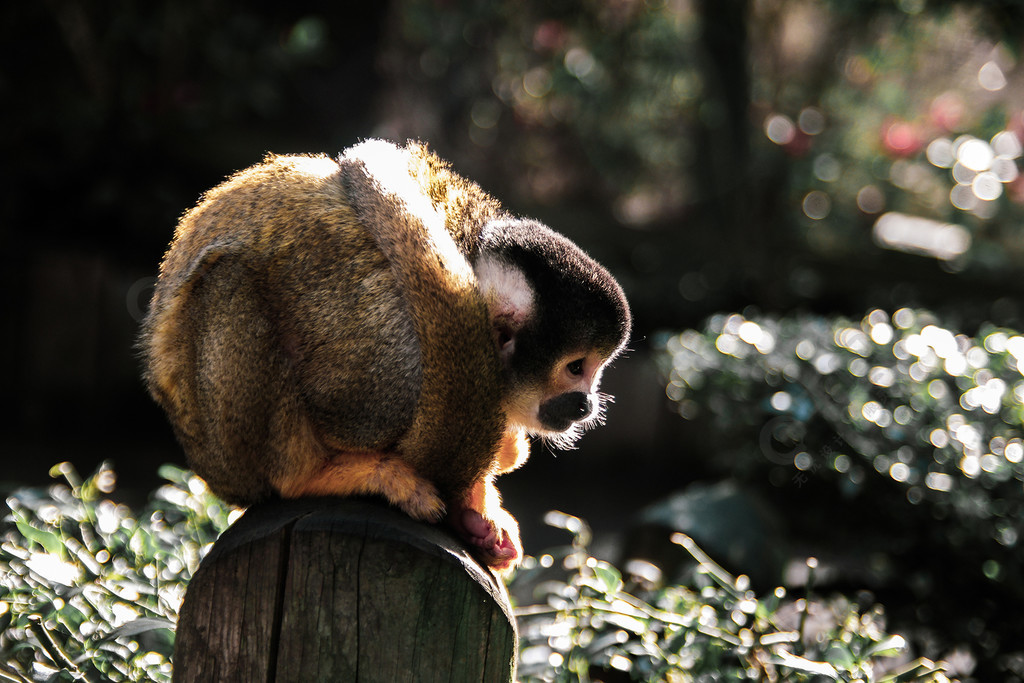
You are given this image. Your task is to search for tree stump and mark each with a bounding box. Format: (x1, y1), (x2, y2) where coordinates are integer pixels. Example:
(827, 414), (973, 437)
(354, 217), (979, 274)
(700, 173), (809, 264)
(173, 497), (517, 682)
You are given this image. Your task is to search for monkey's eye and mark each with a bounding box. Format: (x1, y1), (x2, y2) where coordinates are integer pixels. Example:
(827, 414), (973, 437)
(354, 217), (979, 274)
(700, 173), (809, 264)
(567, 358), (585, 376)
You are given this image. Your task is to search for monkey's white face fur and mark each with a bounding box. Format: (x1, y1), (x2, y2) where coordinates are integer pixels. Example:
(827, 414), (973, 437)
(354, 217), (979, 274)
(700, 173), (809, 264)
(475, 254), (609, 449)
(474, 254), (534, 360)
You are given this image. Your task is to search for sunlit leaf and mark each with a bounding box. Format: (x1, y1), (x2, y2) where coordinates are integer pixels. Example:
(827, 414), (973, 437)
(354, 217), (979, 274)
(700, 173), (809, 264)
(12, 510), (64, 557)
(102, 617), (176, 641)
(772, 650), (840, 679)
(592, 561), (623, 596)
(866, 634), (908, 659)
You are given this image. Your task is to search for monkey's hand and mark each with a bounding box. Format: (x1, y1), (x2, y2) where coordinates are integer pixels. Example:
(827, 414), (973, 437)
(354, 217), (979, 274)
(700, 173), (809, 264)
(448, 479), (522, 573)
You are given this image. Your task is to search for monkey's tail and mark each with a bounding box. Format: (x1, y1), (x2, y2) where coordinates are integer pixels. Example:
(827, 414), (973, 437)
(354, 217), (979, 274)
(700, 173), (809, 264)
(337, 143), (504, 498)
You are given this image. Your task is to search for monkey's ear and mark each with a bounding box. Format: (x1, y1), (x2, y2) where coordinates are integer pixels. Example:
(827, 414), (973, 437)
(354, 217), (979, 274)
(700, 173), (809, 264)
(473, 254), (534, 360)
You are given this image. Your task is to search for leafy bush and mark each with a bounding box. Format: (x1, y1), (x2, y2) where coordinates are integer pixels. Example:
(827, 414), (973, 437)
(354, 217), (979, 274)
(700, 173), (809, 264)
(659, 307), (1024, 678)
(0, 463), (234, 682)
(0, 461), (949, 681)
(510, 512), (947, 683)
(662, 307), (1024, 521)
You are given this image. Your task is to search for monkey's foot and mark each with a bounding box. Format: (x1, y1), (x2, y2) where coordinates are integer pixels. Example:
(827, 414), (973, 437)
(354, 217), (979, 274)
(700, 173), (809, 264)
(450, 505), (522, 573)
(279, 453), (446, 522)
(389, 480), (447, 523)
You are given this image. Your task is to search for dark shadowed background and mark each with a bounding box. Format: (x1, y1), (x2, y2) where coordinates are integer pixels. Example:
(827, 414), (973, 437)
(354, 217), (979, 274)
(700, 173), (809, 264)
(4, 1), (1024, 678)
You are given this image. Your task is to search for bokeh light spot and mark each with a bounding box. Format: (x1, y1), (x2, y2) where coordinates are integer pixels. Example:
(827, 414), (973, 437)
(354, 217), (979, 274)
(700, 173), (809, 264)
(523, 67), (552, 98)
(856, 185), (885, 214)
(925, 472), (953, 492)
(990, 157), (1019, 183)
(798, 107), (826, 135)
(983, 332), (1008, 353)
(972, 172), (1003, 201)
(957, 137), (995, 172)
(978, 61), (1007, 91)
(802, 191), (831, 220)
(950, 183), (976, 211)
(884, 121), (922, 156)
(893, 308), (916, 329)
(869, 365), (895, 387)
(873, 212), (970, 261)
(992, 131), (1022, 159)
(765, 114), (796, 145)
(1006, 440), (1024, 463)
(951, 162), (976, 185)
(929, 428), (949, 448)
(870, 322), (894, 345)
(565, 47), (596, 80)
(770, 391), (792, 411)
(926, 138), (954, 168)
(960, 454), (980, 478)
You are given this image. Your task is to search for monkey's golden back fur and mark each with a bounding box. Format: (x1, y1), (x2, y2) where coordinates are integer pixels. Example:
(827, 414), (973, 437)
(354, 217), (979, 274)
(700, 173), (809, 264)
(143, 148), (507, 507)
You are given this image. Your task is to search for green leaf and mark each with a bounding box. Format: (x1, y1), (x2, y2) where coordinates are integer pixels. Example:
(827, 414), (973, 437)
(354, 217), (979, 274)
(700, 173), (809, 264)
(865, 634), (907, 659)
(101, 617), (176, 641)
(603, 611), (647, 635)
(772, 651), (840, 680)
(56, 603), (88, 630)
(12, 510), (64, 557)
(593, 561), (623, 596)
(824, 643), (856, 670)
(156, 464), (188, 483)
(879, 657), (946, 682)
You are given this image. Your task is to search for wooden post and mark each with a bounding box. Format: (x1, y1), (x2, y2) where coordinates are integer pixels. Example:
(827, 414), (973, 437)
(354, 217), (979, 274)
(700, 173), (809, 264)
(172, 497), (517, 683)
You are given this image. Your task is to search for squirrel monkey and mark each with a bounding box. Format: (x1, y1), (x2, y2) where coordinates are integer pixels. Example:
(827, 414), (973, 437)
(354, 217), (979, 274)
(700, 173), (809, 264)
(141, 139), (630, 571)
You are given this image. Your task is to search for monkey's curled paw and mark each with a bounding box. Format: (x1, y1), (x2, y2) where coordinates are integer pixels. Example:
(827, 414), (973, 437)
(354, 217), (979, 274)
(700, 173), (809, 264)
(451, 507), (522, 573)
(392, 483), (446, 523)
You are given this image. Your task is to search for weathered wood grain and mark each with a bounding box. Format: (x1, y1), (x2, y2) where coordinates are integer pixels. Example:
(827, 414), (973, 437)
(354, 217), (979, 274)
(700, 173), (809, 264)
(173, 497), (517, 683)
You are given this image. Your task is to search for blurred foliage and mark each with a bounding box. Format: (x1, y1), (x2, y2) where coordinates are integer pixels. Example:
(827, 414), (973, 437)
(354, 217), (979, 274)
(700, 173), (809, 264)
(0, 463), (233, 682)
(382, 0), (708, 219)
(756, 4), (1024, 271)
(374, 9), (1024, 679)
(660, 307), (1024, 679)
(510, 512), (948, 682)
(4, 463), (951, 682)
(380, 0), (1024, 325)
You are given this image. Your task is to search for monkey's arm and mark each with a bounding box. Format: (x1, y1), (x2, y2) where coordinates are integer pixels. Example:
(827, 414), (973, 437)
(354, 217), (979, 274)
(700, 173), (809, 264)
(452, 429), (531, 571)
(447, 477), (522, 572)
(338, 144), (524, 570)
(337, 146), (505, 494)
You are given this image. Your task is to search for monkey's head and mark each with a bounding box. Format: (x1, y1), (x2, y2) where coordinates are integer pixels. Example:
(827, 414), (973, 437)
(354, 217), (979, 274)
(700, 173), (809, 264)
(474, 219), (631, 449)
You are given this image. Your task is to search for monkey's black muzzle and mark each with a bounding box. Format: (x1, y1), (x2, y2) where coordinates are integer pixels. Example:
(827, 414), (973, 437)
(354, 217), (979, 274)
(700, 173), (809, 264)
(539, 391), (594, 431)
